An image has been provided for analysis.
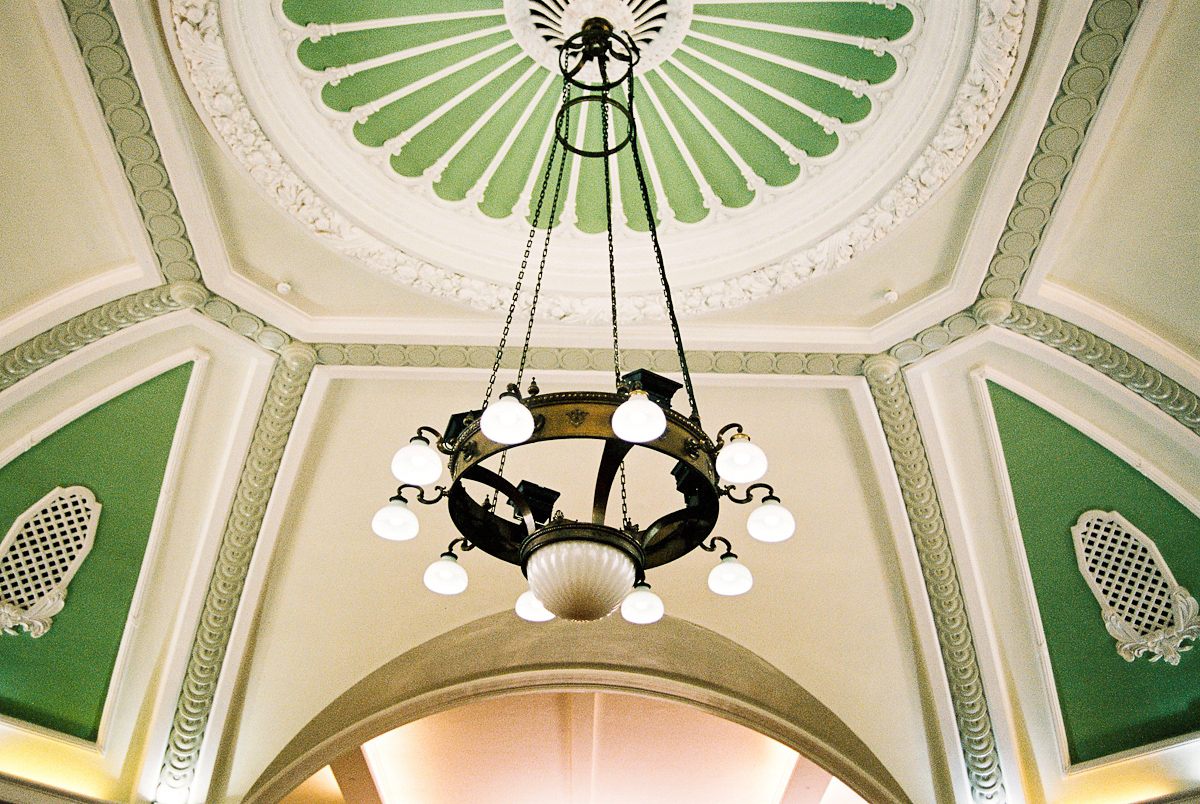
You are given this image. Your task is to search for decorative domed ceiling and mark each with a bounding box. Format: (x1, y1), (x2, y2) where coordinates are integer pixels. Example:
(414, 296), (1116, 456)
(173, 0), (1023, 320)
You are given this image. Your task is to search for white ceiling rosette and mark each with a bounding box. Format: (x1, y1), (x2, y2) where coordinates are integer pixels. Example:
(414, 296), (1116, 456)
(168, 0), (1027, 322)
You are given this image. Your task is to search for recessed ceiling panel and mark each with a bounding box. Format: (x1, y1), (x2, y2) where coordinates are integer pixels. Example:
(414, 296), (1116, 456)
(170, 0), (1025, 320)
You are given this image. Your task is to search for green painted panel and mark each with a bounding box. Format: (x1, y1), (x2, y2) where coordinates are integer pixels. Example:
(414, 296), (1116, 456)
(479, 77), (564, 219)
(633, 80), (708, 224)
(695, 2), (914, 40)
(283, 0), (499, 27)
(297, 16), (505, 72)
(989, 382), (1200, 763)
(0, 363), (193, 741)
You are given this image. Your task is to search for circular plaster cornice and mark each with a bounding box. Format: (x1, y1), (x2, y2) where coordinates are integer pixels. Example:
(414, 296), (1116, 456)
(168, 0), (1027, 322)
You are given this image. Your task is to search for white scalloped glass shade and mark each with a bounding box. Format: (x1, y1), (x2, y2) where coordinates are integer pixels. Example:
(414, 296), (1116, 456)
(716, 437), (769, 484)
(391, 439), (444, 485)
(514, 590), (555, 622)
(611, 391), (667, 443)
(424, 555), (468, 595)
(747, 499), (796, 543)
(620, 585), (665, 625)
(526, 541), (635, 621)
(372, 499), (419, 541)
(481, 394), (535, 444)
(708, 557), (753, 596)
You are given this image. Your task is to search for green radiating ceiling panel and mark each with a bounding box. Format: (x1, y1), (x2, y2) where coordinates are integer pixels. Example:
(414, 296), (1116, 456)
(989, 382), (1200, 764)
(282, 0), (912, 231)
(0, 363), (193, 741)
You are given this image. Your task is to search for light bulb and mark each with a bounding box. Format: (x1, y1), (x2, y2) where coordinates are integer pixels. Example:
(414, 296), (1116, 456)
(515, 590), (555, 622)
(715, 434), (768, 484)
(611, 391), (667, 443)
(481, 393), (534, 444)
(424, 555), (468, 595)
(391, 437), (444, 485)
(708, 556), (752, 596)
(746, 498), (795, 542)
(371, 499), (419, 541)
(620, 584), (664, 624)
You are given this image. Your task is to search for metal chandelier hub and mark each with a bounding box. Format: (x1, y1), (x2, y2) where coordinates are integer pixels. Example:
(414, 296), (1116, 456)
(374, 20), (794, 622)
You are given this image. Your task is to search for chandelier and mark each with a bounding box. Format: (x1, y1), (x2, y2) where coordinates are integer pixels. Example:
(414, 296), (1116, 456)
(373, 18), (794, 624)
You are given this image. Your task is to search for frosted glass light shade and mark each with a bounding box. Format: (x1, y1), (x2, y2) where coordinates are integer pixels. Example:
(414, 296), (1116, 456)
(715, 435), (768, 484)
(371, 499), (419, 541)
(527, 541), (635, 621)
(391, 437), (444, 485)
(424, 555), (468, 594)
(708, 557), (753, 596)
(481, 393), (535, 444)
(611, 391), (667, 443)
(747, 499), (795, 542)
(620, 584), (664, 624)
(515, 590), (555, 622)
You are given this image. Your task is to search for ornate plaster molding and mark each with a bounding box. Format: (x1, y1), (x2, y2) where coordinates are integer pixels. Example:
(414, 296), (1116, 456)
(0, 284), (195, 393)
(169, 0), (1024, 323)
(156, 342), (317, 801)
(998, 302), (1200, 438)
(61, 0), (202, 285)
(862, 354), (1005, 803)
(979, 0), (1141, 300)
(315, 342), (867, 376)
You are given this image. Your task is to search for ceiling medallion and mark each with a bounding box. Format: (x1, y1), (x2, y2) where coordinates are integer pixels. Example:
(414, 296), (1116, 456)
(173, 0), (1026, 318)
(373, 23), (795, 623)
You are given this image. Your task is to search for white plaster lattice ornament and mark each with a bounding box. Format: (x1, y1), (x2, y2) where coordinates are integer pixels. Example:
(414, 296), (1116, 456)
(0, 487), (101, 638)
(1072, 510), (1200, 665)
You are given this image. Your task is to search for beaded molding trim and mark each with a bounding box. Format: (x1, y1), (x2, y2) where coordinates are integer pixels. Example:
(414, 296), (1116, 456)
(999, 301), (1200, 438)
(862, 355), (1005, 802)
(156, 342), (317, 800)
(61, 0), (202, 284)
(315, 343), (867, 377)
(0, 284), (200, 392)
(979, 0), (1141, 300)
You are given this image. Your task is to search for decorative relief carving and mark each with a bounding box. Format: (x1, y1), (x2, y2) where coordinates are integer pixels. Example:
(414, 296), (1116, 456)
(979, 0), (1141, 300)
(314, 343), (867, 377)
(862, 354), (1005, 802)
(156, 342), (316, 801)
(1072, 510), (1200, 665)
(1, 487), (101, 638)
(171, 0), (1023, 322)
(0, 284), (185, 392)
(61, 0), (202, 284)
(999, 303), (1200, 438)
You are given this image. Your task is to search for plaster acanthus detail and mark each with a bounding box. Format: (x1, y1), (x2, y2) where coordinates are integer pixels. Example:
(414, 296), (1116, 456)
(0, 284), (187, 393)
(62, 0), (202, 284)
(169, 0), (1024, 323)
(1, 487), (102, 638)
(999, 303), (1200, 438)
(1072, 510), (1200, 665)
(862, 354), (1006, 803)
(156, 342), (317, 800)
(314, 342), (867, 376)
(980, 0), (1141, 300)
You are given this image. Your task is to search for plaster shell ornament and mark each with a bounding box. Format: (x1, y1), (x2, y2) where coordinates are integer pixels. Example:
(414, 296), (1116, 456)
(0, 487), (101, 638)
(1072, 510), (1200, 665)
(169, 0), (1027, 321)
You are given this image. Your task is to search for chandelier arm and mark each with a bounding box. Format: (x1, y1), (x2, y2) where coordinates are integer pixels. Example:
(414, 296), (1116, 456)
(713, 422), (746, 451)
(591, 438), (636, 525)
(482, 81), (572, 411)
(459, 463), (539, 537)
(722, 482), (776, 505)
(698, 535), (736, 559)
(625, 71), (700, 422)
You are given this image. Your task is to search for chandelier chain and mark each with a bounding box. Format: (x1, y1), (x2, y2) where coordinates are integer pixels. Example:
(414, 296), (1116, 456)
(620, 462), (632, 529)
(600, 61), (621, 386)
(482, 81), (572, 411)
(626, 73), (700, 422)
(517, 84), (574, 388)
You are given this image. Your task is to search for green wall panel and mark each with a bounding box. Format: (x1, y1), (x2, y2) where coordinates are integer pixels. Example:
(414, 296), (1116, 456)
(989, 382), (1200, 763)
(0, 363), (193, 741)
